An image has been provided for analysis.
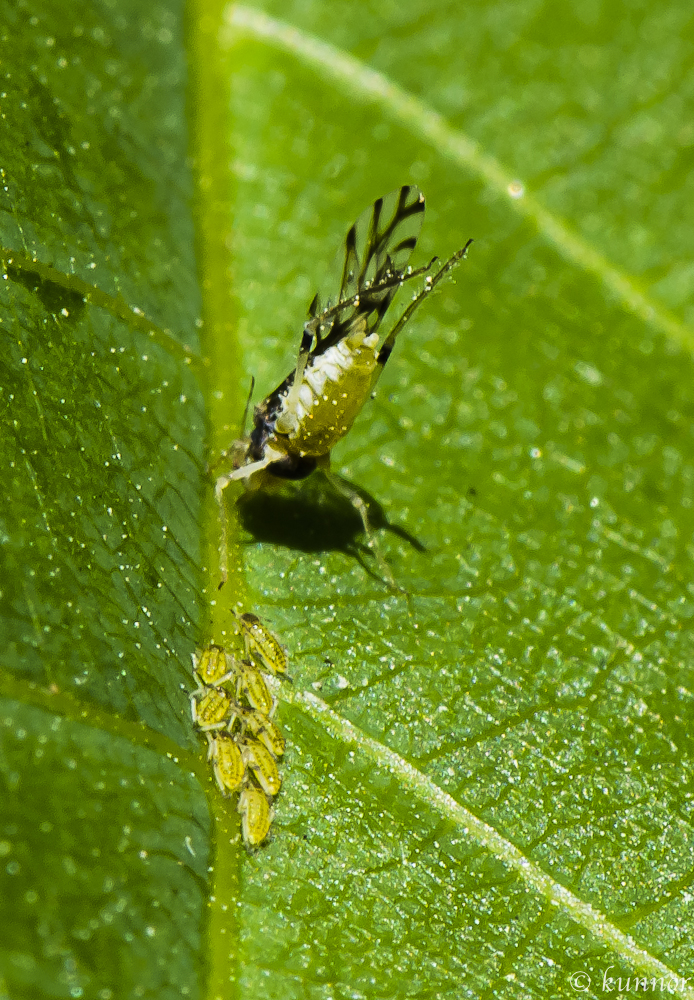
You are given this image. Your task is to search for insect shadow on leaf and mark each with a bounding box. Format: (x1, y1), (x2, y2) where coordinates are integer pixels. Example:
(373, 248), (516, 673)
(237, 473), (425, 584)
(214, 185), (472, 591)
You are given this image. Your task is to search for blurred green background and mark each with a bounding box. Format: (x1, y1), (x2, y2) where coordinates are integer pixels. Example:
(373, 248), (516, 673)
(1, 0), (693, 997)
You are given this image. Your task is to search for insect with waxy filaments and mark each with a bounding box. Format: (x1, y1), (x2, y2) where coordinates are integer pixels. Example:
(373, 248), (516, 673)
(214, 185), (472, 589)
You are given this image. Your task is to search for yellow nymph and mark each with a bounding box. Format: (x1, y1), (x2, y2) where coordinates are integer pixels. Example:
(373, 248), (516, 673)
(234, 610), (289, 677)
(236, 659), (274, 717)
(238, 786), (272, 848)
(207, 733), (246, 796)
(191, 644), (237, 687)
(190, 686), (232, 732)
(228, 701), (286, 758)
(241, 739), (282, 797)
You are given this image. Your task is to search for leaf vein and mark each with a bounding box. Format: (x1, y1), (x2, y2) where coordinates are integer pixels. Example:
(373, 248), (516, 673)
(276, 679), (694, 993)
(225, 4), (694, 356)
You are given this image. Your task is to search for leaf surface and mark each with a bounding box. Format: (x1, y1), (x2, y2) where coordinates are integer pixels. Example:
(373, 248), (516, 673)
(2, 1), (694, 999)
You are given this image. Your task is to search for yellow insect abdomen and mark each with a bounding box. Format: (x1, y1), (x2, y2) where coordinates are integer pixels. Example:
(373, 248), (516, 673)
(290, 353), (377, 457)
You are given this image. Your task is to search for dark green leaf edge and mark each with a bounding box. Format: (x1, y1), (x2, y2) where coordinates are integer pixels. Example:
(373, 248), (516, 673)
(1, 148), (246, 1000)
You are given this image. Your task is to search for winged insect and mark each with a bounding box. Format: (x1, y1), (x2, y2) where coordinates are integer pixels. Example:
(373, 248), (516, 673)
(215, 186), (472, 587)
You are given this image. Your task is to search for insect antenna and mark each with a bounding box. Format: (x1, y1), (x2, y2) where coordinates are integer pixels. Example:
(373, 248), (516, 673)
(325, 470), (404, 592)
(371, 239), (473, 391)
(206, 374), (257, 478)
(312, 256), (439, 330)
(240, 375), (255, 438)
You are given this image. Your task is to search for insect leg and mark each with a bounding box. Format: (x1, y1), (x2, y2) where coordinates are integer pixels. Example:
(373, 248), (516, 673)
(215, 448), (286, 585)
(323, 467), (405, 593)
(371, 240), (473, 394)
(313, 258), (438, 331)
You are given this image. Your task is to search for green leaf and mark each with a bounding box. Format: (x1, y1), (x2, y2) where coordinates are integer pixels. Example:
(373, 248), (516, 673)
(1, 2), (210, 996)
(3, 1), (694, 999)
